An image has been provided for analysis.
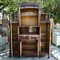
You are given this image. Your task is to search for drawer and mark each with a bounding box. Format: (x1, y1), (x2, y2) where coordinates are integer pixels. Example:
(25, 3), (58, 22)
(31, 35), (39, 40)
(19, 36), (29, 41)
(19, 35), (39, 41)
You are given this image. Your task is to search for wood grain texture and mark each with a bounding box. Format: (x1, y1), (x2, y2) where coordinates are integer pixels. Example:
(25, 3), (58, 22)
(9, 3), (51, 57)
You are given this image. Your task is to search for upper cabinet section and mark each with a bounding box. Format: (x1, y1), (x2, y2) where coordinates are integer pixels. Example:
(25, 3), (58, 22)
(18, 2), (41, 26)
(20, 9), (38, 26)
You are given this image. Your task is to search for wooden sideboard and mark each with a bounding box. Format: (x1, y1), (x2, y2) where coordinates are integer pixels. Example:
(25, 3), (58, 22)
(9, 2), (51, 58)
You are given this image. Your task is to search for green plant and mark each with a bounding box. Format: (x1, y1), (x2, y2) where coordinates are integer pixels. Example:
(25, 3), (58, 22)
(2, 28), (8, 36)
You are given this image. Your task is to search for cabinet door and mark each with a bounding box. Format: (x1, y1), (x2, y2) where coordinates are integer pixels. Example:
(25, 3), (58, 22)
(12, 23), (18, 33)
(12, 23), (20, 57)
(13, 42), (20, 57)
(12, 23), (18, 41)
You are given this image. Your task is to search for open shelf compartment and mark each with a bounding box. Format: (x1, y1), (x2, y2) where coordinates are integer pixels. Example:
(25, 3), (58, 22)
(19, 8), (39, 26)
(19, 26), (40, 35)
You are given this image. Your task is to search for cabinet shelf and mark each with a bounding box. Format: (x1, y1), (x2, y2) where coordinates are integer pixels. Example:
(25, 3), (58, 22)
(21, 15), (38, 17)
(40, 21), (50, 23)
(20, 26), (39, 27)
(19, 34), (39, 37)
(10, 21), (18, 23)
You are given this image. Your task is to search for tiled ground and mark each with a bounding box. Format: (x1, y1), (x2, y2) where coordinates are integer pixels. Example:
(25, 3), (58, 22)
(0, 46), (55, 60)
(51, 45), (60, 60)
(0, 43), (60, 60)
(0, 55), (55, 60)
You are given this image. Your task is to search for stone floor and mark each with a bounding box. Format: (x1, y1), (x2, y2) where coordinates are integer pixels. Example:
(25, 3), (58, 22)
(0, 45), (60, 60)
(51, 45), (60, 60)
(0, 55), (55, 60)
(0, 47), (55, 60)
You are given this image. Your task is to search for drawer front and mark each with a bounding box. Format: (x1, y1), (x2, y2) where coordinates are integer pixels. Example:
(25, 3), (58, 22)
(31, 36), (39, 40)
(19, 35), (39, 41)
(19, 36), (29, 41)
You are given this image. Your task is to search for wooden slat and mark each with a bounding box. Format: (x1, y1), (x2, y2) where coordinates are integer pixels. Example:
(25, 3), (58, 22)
(37, 41), (39, 57)
(20, 9), (38, 26)
(22, 40), (37, 44)
(22, 50), (37, 57)
(10, 23), (13, 56)
(48, 23), (51, 58)
(20, 42), (22, 57)
(22, 44), (37, 49)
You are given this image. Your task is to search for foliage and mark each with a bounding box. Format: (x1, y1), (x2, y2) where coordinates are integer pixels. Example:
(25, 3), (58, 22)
(2, 28), (8, 36)
(40, 0), (60, 23)
(0, 0), (60, 23)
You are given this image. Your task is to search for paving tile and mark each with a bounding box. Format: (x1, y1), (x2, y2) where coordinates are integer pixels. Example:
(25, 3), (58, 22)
(0, 55), (55, 60)
(0, 45), (58, 60)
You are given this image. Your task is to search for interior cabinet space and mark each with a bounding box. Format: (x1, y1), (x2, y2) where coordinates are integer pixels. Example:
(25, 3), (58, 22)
(40, 23), (50, 43)
(19, 9), (38, 26)
(40, 13), (51, 57)
(9, 2), (51, 58)
(40, 13), (50, 22)
(19, 27), (39, 35)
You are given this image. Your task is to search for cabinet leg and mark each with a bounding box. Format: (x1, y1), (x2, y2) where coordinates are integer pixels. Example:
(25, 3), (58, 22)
(20, 42), (22, 57)
(48, 54), (51, 58)
(37, 41), (39, 57)
(9, 53), (12, 58)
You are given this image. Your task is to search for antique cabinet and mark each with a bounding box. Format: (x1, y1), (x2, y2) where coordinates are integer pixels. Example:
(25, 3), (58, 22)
(9, 2), (51, 58)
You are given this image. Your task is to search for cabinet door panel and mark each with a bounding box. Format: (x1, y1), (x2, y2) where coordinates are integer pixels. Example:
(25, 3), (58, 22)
(12, 23), (18, 33)
(13, 42), (20, 57)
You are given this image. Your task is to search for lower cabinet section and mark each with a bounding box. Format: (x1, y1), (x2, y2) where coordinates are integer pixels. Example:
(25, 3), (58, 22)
(22, 40), (37, 57)
(9, 21), (51, 58)
(10, 41), (49, 57)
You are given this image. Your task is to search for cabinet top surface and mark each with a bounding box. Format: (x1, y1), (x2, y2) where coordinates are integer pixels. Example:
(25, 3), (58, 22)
(18, 2), (40, 9)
